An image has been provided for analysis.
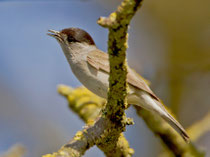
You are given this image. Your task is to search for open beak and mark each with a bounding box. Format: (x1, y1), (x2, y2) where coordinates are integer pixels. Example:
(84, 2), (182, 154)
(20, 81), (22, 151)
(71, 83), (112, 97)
(47, 29), (61, 38)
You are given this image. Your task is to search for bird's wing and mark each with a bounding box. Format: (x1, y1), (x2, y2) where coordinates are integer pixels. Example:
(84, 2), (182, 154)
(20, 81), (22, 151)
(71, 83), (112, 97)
(87, 49), (109, 72)
(87, 50), (159, 101)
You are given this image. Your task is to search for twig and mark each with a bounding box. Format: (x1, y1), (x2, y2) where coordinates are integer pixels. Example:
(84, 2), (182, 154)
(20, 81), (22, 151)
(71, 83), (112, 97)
(135, 106), (204, 157)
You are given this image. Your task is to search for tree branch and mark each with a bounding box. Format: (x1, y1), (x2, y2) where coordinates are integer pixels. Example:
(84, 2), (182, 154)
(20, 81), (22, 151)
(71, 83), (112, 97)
(135, 106), (204, 157)
(98, 0), (143, 120)
(56, 85), (134, 157)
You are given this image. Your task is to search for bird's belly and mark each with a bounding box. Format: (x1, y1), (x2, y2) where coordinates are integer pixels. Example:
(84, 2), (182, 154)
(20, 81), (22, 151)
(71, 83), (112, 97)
(71, 61), (109, 99)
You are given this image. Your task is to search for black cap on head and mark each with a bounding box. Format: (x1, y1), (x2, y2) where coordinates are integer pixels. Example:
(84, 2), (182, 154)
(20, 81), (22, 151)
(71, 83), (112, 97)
(61, 28), (95, 45)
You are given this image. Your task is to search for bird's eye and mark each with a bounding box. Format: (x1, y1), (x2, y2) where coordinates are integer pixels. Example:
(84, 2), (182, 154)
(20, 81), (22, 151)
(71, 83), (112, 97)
(67, 36), (77, 43)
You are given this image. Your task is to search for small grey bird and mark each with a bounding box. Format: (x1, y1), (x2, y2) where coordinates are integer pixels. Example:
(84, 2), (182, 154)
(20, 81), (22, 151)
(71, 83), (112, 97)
(47, 27), (189, 142)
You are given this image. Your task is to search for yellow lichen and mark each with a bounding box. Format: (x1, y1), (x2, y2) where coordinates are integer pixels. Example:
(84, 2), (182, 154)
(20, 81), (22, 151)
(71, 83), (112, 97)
(42, 153), (57, 157)
(74, 131), (84, 141)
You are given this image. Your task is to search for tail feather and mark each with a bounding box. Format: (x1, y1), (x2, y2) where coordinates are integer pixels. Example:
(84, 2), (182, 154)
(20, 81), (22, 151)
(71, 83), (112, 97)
(134, 91), (190, 142)
(162, 112), (190, 143)
(153, 100), (190, 142)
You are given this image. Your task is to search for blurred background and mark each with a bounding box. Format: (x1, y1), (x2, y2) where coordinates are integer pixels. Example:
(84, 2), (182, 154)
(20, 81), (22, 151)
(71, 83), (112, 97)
(0, 0), (209, 156)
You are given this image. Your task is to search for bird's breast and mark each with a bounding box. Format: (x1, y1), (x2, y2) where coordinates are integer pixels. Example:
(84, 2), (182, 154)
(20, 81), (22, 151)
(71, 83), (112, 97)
(69, 59), (109, 99)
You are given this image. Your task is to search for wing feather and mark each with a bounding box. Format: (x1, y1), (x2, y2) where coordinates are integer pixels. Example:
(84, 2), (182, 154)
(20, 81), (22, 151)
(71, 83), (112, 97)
(87, 50), (159, 101)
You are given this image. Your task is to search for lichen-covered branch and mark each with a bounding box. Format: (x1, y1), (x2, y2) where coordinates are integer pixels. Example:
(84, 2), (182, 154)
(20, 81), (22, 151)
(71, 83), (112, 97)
(43, 0), (143, 157)
(134, 106), (204, 157)
(57, 85), (106, 124)
(96, 0), (143, 154)
(98, 0), (143, 29)
(43, 115), (133, 157)
(98, 0), (143, 120)
(56, 85), (134, 156)
(44, 117), (126, 157)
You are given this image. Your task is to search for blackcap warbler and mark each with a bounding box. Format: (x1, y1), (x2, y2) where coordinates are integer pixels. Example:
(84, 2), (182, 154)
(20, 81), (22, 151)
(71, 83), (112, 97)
(47, 27), (189, 142)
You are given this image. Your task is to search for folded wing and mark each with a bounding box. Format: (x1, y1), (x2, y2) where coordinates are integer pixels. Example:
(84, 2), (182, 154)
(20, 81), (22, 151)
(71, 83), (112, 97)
(87, 50), (159, 101)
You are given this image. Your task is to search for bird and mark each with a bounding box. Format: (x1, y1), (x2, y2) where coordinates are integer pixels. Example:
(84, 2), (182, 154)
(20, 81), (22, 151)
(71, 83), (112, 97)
(47, 27), (190, 142)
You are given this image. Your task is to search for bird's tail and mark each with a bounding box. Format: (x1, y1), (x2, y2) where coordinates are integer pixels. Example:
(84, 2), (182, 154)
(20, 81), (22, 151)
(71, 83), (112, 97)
(161, 111), (190, 143)
(148, 97), (190, 142)
(134, 91), (190, 142)
(150, 98), (190, 142)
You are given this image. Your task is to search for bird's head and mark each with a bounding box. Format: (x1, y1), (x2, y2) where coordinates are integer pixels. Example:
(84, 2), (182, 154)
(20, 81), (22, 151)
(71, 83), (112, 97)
(47, 28), (96, 56)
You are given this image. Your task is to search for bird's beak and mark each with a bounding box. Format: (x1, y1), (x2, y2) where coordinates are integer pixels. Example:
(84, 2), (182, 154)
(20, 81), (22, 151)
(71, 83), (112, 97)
(47, 29), (61, 39)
